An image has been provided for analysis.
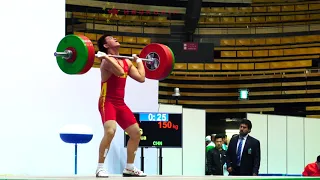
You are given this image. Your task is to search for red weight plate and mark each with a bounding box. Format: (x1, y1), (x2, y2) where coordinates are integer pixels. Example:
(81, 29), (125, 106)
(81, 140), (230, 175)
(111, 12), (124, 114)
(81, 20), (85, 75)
(156, 44), (173, 80)
(65, 47), (77, 63)
(158, 44), (174, 80)
(77, 35), (95, 74)
(157, 44), (173, 80)
(139, 43), (173, 80)
(140, 43), (172, 80)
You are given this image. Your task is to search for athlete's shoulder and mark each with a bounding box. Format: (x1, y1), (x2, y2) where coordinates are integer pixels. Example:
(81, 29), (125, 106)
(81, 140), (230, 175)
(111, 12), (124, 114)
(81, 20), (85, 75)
(125, 59), (132, 65)
(125, 59), (133, 69)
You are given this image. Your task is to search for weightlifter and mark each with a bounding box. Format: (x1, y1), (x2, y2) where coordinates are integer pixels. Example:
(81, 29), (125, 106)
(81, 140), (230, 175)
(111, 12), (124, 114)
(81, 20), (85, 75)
(95, 34), (147, 177)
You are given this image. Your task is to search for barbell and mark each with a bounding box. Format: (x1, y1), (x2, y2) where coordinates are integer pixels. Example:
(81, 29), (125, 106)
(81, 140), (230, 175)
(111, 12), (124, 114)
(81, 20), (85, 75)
(54, 34), (175, 80)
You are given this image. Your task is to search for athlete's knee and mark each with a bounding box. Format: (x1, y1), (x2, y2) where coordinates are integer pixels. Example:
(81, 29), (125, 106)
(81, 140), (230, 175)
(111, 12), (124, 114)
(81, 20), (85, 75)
(127, 126), (141, 140)
(105, 128), (116, 138)
(104, 126), (116, 137)
(103, 120), (117, 137)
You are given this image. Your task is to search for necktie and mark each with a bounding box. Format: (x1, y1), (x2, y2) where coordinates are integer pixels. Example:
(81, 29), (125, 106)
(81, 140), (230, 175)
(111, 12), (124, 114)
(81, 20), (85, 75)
(236, 137), (244, 165)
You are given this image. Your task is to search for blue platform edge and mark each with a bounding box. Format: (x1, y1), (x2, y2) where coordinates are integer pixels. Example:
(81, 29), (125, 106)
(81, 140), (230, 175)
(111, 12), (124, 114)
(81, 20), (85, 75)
(60, 133), (93, 144)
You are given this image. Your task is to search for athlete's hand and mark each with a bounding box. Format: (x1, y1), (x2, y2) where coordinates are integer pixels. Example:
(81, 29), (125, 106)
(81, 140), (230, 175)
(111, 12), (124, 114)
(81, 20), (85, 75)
(132, 54), (142, 63)
(95, 51), (107, 59)
(96, 51), (116, 63)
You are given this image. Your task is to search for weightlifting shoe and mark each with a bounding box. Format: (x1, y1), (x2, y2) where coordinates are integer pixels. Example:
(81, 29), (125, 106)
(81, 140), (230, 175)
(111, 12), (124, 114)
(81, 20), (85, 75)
(122, 166), (147, 177)
(96, 168), (109, 178)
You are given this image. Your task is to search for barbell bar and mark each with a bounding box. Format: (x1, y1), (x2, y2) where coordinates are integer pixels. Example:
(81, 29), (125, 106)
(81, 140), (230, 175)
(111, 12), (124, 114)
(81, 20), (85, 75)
(94, 51), (155, 62)
(54, 50), (155, 62)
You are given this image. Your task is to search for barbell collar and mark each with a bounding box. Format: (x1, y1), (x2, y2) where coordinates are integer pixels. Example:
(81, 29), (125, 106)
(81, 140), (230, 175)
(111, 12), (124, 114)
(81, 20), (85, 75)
(54, 50), (73, 60)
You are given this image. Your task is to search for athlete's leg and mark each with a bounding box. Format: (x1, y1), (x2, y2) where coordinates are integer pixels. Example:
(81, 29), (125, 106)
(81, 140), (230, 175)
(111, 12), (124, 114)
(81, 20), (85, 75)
(117, 105), (146, 177)
(96, 101), (117, 177)
(125, 123), (141, 165)
(98, 120), (117, 164)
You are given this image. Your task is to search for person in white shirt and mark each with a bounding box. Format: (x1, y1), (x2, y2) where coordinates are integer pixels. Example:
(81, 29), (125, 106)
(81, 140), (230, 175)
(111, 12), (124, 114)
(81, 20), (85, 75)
(206, 135), (215, 152)
(205, 135), (215, 175)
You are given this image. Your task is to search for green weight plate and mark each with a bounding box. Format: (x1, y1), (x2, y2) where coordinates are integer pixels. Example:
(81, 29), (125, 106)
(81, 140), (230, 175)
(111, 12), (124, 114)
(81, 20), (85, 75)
(56, 35), (89, 75)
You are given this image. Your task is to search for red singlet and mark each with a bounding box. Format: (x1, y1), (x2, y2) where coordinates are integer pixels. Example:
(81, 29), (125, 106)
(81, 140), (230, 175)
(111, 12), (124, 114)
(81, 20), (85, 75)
(98, 60), (137, 130)
(302, 162), (320, 176)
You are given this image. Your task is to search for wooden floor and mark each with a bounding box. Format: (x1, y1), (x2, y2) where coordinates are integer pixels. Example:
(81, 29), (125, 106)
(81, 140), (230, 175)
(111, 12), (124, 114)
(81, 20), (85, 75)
(0, 175), (318, 180)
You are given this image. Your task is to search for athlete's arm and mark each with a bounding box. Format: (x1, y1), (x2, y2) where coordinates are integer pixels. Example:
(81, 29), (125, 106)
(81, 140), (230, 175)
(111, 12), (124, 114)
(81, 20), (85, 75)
(128, 58), (145, 83)
(100, 55), (125, 76)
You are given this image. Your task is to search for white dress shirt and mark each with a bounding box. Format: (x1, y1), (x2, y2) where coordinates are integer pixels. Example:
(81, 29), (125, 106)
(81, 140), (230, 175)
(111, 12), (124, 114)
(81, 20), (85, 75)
(236, 134), (248, 166)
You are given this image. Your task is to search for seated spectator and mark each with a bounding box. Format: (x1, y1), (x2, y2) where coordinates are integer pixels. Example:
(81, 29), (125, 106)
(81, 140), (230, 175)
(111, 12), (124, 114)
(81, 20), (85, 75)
(302, 155), (320, 176)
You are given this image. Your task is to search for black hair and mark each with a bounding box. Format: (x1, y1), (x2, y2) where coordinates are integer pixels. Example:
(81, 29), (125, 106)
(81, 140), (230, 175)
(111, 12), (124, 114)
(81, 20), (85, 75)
(214, 134), (224, 141)
(317, 155), (320, 162)
(97, 34), (112, 53)
(240, 119), (252, 130)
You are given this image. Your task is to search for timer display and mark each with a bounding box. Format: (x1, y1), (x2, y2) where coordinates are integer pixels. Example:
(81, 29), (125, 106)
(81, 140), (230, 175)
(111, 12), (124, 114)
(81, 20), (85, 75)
(124, 113), (182, 148)
(139, 113), (168, 122)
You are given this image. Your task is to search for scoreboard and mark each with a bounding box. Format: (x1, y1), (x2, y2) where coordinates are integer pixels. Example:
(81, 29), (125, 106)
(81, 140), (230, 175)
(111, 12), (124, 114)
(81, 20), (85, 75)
(124, 112), (182, 148)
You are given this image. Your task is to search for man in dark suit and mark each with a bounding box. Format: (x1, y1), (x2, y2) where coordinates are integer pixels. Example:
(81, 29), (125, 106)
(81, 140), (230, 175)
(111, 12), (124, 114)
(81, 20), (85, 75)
(226, 119), (261, 176)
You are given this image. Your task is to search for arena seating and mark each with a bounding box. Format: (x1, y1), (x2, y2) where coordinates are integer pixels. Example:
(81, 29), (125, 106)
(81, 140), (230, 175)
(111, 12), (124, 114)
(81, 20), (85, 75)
(71, 12), (172, 25)
(197, 0), (320, 35)
(158, 1), (320, 119)
(172, 34), (320, 72)
(173, 61), (313, 72)
(199, 1), (320, 26)
(66, 0), (320, 119)
(159, 69), (320, 119)
(211, 34), (320, 71)
(66, 11), (172, 35)
(70, 1), (320, 27)
(66, 0), (320, 35)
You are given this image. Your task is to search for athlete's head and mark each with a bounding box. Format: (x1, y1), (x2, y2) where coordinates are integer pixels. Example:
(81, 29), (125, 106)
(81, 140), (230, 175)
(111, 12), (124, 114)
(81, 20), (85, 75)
(97, 34), (120, 54)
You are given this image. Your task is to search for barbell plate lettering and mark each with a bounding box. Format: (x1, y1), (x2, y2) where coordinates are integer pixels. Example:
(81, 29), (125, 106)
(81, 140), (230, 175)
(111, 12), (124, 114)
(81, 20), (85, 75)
(139, 43), (174, 80)
(78, 35), (95, 74)
(56, 34), (89, 75)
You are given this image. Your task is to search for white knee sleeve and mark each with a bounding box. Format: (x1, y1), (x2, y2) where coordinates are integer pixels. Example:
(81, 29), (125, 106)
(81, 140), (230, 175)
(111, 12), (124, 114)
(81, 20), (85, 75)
(103, 149), (109, 157)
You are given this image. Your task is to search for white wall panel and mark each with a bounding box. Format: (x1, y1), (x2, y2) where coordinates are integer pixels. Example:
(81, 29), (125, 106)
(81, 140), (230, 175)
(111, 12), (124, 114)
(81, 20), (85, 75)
(304, 118), (320, 166)
(158, 104), (183, 175)
(182, 108), (206, 176)
(246, 113), (268, 174)
(286, 116), (304, 175)
(267, 115), (287, 174)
